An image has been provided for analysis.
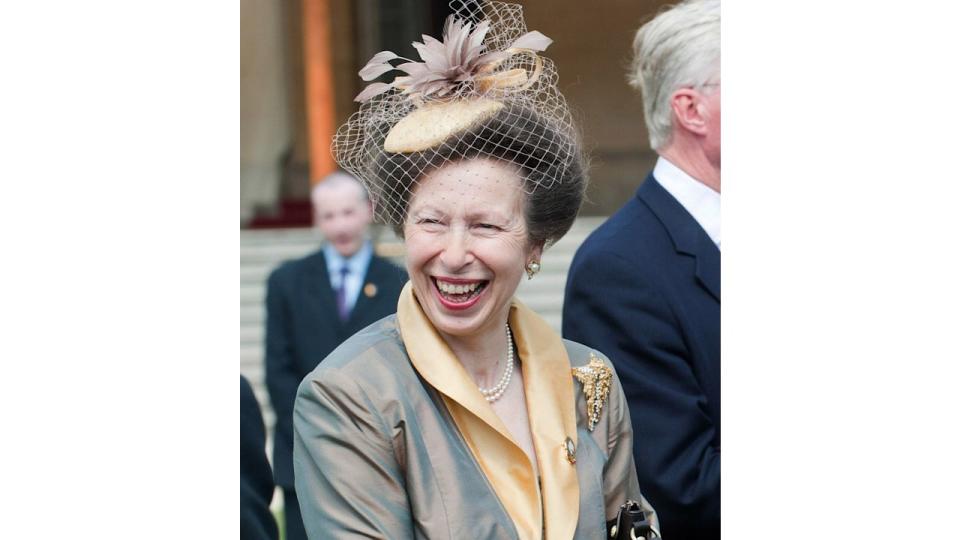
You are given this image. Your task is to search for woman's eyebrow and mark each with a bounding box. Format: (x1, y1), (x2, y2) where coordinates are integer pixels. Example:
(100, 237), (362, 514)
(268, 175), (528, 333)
(467, 207), (513, 222)
(410, 204), (448, 217)
(472, 214), (506, 224)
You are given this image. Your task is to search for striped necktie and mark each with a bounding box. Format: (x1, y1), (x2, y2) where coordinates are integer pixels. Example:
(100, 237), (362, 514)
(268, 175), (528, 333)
(335, 267), (350, 322)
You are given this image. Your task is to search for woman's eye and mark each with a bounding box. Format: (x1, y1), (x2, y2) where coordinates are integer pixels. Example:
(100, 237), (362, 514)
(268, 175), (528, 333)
(476, 223), (500, 231)
(417, 218), (445, 230)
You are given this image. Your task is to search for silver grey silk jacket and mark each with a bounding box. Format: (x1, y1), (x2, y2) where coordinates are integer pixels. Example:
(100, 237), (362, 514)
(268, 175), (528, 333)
(293, 314), (658, 539)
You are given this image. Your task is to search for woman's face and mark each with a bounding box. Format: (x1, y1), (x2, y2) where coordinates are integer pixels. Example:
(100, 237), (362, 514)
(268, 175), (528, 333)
(403, 158), (541, 339)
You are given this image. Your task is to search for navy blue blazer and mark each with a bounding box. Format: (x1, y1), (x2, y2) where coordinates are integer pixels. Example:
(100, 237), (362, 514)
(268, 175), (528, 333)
(265, 248), (408, 488)
(241, 375), (279, 540)
(563, 174), (720, 539)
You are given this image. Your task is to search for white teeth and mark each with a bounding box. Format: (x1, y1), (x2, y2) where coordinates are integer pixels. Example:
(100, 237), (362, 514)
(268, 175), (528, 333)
(437, 280), (481, 294)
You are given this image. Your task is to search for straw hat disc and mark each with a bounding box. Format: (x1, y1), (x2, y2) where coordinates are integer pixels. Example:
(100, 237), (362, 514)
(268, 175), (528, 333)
(383, 98), (505, 153)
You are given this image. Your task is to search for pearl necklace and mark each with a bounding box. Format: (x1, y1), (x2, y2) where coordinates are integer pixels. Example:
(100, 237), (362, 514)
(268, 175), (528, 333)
(478, 324), (515, 403)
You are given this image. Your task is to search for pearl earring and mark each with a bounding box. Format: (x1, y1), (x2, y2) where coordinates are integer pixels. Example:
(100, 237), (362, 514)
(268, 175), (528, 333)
(525, 261), (541, 279)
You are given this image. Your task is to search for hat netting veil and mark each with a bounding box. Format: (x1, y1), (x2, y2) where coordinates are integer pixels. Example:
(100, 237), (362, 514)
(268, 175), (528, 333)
(333, 1), (583, 238)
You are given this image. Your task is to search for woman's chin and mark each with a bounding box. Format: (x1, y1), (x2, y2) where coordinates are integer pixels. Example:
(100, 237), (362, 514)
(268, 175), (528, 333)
(433, 320), (480, 338)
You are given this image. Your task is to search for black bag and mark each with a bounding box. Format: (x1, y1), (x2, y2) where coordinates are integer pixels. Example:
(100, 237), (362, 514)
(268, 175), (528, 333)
(608, 499), (654, 539)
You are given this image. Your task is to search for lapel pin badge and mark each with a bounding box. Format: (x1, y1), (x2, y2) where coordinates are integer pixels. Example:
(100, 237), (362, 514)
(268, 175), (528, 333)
(363, 283), (378, 298)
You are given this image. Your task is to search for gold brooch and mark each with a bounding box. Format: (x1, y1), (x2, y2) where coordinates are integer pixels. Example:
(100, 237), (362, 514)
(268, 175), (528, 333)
(571, 354), (612, 432)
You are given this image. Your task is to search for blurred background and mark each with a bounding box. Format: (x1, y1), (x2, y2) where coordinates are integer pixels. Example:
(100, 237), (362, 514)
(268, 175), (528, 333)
(240, 0), (673, 532)
(241, 0), (673, 227)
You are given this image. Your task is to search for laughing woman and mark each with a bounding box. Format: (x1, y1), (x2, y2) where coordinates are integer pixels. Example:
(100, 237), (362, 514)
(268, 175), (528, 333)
(292, 3), (658, 539)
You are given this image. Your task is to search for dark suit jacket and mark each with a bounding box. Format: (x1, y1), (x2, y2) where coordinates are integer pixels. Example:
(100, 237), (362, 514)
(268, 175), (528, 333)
(265, 248), (408, 488)
(562, 174), (720, 539)
(241, 375), (279, 540)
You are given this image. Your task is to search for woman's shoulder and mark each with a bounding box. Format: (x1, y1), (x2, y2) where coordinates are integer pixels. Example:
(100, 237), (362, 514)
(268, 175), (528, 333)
(302, 315), (413, 388)
(561, 338), (615, 371)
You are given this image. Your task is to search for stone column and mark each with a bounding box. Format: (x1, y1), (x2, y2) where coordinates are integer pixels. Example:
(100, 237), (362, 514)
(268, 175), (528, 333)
(302, 0), (337, 185)
(240, 0), (293, 223)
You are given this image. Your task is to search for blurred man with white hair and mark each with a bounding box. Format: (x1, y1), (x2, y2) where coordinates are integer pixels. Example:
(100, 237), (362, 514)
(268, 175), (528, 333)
(563, 1), (720, 538)
(264, 171), (407, 540)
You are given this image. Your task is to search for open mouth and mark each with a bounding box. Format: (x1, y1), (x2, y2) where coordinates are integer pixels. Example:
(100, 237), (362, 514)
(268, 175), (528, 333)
(432, 277), (488, 308)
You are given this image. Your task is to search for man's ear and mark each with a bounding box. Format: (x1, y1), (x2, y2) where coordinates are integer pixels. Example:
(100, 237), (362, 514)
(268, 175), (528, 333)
(670, 88), (709, 136)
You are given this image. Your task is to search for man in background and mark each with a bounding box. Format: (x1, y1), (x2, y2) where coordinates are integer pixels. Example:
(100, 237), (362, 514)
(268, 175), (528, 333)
(563, 1), (720, 538)
(264, 171), (407, 540)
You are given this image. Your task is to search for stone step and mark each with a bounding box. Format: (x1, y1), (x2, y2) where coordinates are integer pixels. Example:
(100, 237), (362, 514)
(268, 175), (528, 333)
(241, 325), (263, 347)
(240, 348), (265, 371)
(240, 305), (265, 326)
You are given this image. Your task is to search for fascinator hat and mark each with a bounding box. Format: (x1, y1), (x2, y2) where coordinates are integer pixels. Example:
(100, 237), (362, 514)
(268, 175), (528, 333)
(334, 1), (585, 245)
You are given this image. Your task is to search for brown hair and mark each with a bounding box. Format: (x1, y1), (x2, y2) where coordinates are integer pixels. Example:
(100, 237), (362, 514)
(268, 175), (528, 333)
(377, 104), (587, 248)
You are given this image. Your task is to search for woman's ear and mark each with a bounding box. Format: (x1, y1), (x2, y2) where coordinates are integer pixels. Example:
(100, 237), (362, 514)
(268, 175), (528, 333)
(528, 242), (544, 264)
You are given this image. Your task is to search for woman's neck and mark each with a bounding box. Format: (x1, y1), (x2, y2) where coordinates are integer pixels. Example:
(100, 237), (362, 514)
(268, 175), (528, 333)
(440, 318), (511, 389)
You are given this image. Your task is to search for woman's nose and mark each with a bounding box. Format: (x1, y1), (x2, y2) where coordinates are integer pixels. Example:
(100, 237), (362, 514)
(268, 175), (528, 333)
(438, 230), (473, 270)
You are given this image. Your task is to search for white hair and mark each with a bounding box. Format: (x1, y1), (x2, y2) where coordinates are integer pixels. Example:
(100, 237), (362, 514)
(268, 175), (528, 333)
(628, 0), (720, 150)
(310, 170), (369, 205)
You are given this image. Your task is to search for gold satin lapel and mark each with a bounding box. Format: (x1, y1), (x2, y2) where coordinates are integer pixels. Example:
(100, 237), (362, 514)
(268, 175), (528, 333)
(396, 284), (517, 445)
(440, 395), (541, 540)
(396, 284), (541, 539)
(510, 301), (580, 540)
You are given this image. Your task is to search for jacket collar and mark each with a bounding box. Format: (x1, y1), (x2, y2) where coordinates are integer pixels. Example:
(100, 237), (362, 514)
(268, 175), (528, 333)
(347, 255), (384, 325)
(304, 251), (341, 326)
(310, 248), (380, 330)
(396, 283), (579, 539)
(638, 174), (720, 302)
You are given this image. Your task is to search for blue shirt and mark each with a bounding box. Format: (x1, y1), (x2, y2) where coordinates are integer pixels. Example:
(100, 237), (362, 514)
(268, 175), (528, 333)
(323, 241), (373, 314)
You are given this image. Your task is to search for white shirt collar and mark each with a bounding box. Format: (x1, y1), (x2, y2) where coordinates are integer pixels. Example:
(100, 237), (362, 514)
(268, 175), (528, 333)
(323, 240), (373, 283)
(652, 157), (721, 249)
